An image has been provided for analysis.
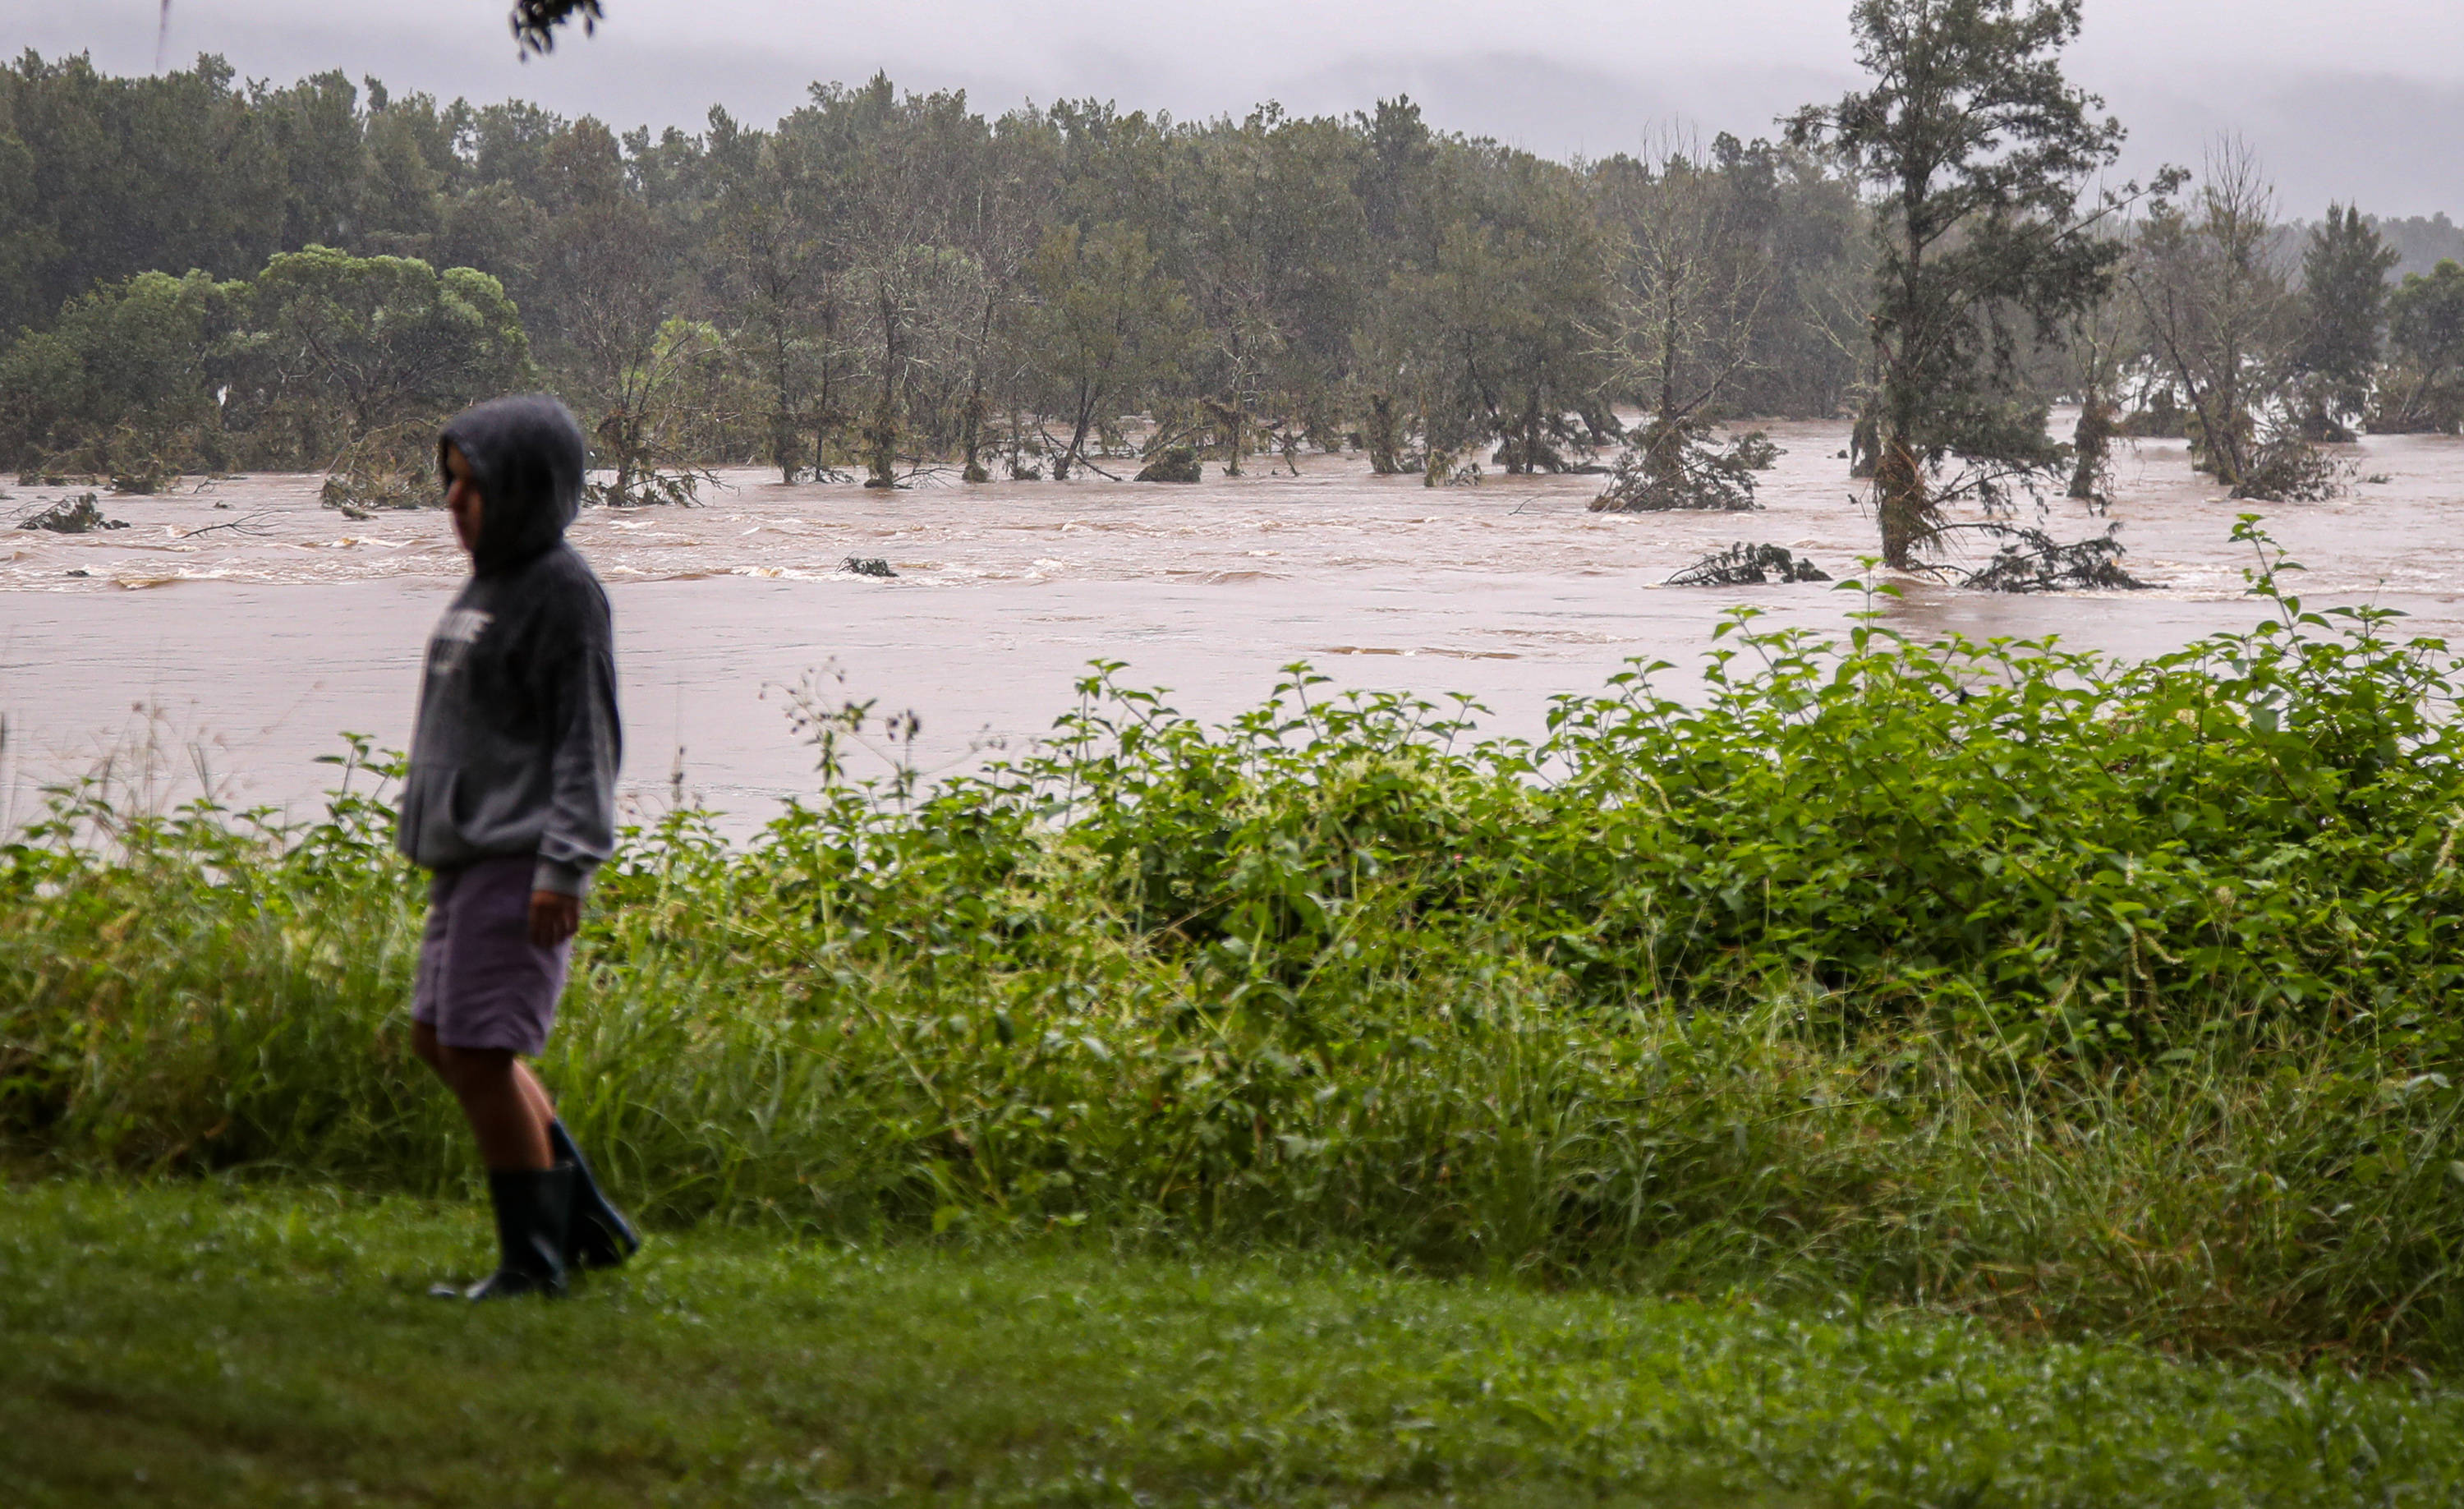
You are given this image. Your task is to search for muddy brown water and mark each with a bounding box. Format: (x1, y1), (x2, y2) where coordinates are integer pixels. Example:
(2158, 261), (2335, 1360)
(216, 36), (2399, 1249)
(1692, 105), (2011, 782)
(5, 419), (2462, 833)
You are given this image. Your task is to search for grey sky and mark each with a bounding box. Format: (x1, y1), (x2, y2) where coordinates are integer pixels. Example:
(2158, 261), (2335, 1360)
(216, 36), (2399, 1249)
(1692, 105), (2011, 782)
(10, 1), (2461, 216)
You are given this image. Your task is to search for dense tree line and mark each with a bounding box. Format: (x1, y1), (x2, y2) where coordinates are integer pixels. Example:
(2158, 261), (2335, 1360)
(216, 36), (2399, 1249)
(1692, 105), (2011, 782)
(2111, 144), (2464, 506)
(2, 26), (2455, 551)
(0, 51), (1863, 494)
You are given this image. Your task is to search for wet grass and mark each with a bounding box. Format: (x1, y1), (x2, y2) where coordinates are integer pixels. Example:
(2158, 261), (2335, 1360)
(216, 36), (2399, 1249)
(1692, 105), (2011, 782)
(10, 1175), (2464, 1508)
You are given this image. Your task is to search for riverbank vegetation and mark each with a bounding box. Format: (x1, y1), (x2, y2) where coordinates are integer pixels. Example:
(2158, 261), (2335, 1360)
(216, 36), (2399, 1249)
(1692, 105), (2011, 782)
(2, 10), (2458, 528)
(11, 539), (2464, 1373)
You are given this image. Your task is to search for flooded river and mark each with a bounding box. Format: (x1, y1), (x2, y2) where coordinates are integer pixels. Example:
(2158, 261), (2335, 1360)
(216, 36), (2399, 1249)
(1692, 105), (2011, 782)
(5, 419), (2461, 831)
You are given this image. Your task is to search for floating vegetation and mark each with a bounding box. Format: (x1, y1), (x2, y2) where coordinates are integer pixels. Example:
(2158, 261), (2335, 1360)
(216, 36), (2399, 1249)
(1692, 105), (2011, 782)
(18, 494), (127, 534)
(1421, 449), (1483, 487)
(841, 556), (898, 578)
(1956, 522), (2149, 592)
(586, 467), (708, 508)
(1591, 418), (1777, 513)
(319, 421), (436, 512)
(1666, 542), (1831, 586)
(2232, 437), (2351, 504)
(1133, 446), (1202, 483)
(1730, 429), (1784, 471)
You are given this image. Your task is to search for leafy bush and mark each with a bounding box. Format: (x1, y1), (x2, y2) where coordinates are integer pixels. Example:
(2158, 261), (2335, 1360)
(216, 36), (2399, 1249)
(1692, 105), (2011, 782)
(2233, 435), (2351, 503)
(1589, 415), (1767, 512)
(1956, 522), (2147, 591)
(9, 522), (2464, 1365)
(1134, 445), (1202, 482)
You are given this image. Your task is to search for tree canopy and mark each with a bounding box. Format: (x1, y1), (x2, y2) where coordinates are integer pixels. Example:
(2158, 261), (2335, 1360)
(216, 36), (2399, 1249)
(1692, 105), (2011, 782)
(1790, 0), (2126, 565)
(0, 52), (1866, 485)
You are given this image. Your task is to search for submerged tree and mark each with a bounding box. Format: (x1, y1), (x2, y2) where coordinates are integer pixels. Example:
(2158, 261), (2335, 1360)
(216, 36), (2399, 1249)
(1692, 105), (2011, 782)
(1790, 0), (2127, 566)
(585, 316), (730, 507)
(1027, 222), (1188, 481)
(706, 108), (851, 482)
(2126, 145), (2340, 500)
(1590, 136), (1779, 512)
(1393, 164), (1612, 482)
(2290, 205), (2397, 441)
(2060, 267), (2131, 504)
(2377, 260), (2464, 435)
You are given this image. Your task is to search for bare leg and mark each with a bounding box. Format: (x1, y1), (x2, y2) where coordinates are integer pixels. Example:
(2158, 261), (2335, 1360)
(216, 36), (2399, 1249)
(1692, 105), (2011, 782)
(413, 1021), (552, 1171)
(513, 1060), (559, 1134)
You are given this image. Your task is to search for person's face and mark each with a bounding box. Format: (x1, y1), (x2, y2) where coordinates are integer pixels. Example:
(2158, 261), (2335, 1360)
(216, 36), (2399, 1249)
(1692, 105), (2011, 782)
(443, 442), (483, 558)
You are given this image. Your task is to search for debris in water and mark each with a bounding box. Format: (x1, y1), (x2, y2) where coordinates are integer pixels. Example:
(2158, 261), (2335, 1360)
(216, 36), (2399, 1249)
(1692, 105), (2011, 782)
(841, 556), (898, 578)
(1592, 419), (1779, 513)
(1134, 446), (1202, 483)
(2232, 437), (2351, 503)
(1666, 542), (1832, 587)
(320, 420), (436, 511)
(19, 494), (128, 534)
(1731, 430), (1783, 471)
(1956, 523), (2148, 592)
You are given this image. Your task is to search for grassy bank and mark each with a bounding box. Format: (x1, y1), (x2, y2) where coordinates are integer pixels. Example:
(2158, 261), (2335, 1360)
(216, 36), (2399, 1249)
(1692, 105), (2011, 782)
(9, 531), (2464, 1368)
(9, 1177), (2464, 1507)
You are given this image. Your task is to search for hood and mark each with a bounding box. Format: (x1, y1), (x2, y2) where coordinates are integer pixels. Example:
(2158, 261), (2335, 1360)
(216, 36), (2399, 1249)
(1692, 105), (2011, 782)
(439, 394), (588, 576)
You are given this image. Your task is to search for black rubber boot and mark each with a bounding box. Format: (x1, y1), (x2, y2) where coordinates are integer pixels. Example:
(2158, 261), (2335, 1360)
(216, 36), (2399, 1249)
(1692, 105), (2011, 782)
(437, 1166), (573, 1300)
(549, 1119), (641, 1272)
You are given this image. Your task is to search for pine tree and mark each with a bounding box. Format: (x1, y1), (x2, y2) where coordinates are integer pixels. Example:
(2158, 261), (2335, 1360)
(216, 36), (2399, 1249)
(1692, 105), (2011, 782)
(2292, 205), (2397, 439)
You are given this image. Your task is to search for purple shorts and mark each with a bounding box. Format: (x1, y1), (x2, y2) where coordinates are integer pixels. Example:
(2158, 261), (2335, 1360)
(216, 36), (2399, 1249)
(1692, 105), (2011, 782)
(411, 854), (572, 1055)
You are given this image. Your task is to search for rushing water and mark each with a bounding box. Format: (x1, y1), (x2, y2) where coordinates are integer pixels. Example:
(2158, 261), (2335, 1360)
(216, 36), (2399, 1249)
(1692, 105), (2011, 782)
(4, 419), (2461, 830)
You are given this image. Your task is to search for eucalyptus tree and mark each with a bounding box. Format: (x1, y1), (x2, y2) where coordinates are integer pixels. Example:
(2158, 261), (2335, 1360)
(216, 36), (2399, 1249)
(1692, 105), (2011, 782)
(1180, 107), (1370, 472)
(1027, 222), (1190, 481)
(949, 112), (1056, 481)
(2057, 266), (2132, 503)
(355, 86), (457, 260)
(1391, 146), (1614, 481)
(1347, 98), (1444, 472)
(811, 77), (980, 487)
(1709, 134), (1869, 419)
(530, 117), (707, 502)
(254, 246), (529, 444)
(1789, 0), (2126, 566)
(511, 0), (601, 53)
(0, 51), (285, 334)
(706, 108), (852, 481)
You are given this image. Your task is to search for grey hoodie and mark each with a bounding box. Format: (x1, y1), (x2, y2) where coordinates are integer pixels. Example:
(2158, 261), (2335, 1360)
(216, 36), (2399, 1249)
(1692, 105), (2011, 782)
(396, 394), (622, 896)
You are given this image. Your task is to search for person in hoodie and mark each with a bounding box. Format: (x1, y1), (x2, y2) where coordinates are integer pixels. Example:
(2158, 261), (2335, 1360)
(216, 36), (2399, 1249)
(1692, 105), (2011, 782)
(402, 393), (639, 1300)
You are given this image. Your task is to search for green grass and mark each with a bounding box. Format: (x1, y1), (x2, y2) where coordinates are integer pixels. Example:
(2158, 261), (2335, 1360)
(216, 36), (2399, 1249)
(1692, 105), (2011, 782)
(8, 1176), (2464, 1507)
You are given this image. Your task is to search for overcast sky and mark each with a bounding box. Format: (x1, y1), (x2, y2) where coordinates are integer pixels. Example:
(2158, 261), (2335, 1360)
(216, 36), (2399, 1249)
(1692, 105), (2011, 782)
(10, 1), (2462, 217)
